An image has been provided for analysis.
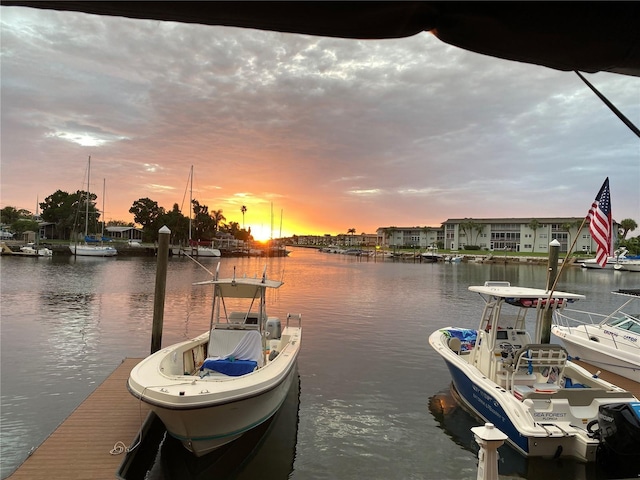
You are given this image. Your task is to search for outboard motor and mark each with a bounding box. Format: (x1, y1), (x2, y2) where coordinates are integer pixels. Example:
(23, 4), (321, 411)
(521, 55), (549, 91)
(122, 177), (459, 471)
(596, 402), (640, 476)
(265, 318), (282, 340)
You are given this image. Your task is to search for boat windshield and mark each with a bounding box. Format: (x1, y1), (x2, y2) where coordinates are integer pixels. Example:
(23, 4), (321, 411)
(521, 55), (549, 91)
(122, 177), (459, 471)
(608, 314), (640, 332)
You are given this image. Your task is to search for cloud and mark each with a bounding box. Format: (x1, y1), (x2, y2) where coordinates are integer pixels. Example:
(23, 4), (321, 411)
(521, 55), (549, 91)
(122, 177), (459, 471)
(1, 6), (638, 235)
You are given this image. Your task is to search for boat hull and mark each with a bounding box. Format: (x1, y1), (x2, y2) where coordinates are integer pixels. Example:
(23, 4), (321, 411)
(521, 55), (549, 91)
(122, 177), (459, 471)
(69, 245), (117, 257)
(581, 261), (614, 270)
(180, 246), (222, 257)
(614, 261), (640, 272)
(442, 356), (530, 454)
(552, 327), (640, 383)
(196, 247), (221, 257)
(152, 364), (297, 456)
(129, 324), (302, 457)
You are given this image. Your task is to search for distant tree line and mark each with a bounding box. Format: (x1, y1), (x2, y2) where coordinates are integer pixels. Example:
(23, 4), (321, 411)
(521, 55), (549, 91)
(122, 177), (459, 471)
(128, 197), (252, 243)
(2, 196), (638, 254)
(0, 191), (253, 245)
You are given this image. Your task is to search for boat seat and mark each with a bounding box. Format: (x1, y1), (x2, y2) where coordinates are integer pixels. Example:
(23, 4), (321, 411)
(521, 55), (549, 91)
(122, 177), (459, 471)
(201, 358), (258, 376)
(441, 328), (477, 353)
(448, 337), (462, 354)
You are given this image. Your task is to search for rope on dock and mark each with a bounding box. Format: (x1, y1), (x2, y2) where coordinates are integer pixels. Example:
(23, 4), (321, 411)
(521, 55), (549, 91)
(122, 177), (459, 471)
(110, 387), (149, 455)
(110, 441), (128, 455)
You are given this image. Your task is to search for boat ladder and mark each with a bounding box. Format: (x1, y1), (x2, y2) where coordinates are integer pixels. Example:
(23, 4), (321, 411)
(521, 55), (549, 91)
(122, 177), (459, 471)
(537, 423), (572, 437)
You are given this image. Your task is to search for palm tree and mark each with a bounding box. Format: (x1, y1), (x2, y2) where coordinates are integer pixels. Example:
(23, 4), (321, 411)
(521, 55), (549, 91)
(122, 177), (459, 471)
(421, 226), (429, 249)
(472, 223), (484, 246)
(385, 226), (397, 251)
(561, 220), (582, 255)
(211, 209), (226, 233)
(241, 205), (247, 230)
(459, 219), (479, 248)
(619, 218), (638, 240)
(528, 219), (540, 253)
(347, 228), (356, 247)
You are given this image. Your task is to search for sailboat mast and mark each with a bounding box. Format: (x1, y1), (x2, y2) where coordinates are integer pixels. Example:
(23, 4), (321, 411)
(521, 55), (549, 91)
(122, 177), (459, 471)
(85, 155), (91, 238)
(36, 196), (39, 246)
(189, 165), (193, 243)
(101, 178), (106, 237)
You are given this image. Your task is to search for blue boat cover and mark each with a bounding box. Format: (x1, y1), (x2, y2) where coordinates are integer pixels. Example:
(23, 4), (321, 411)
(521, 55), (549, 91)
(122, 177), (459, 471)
(441, 328), (477, 352)
(201, 358), (258, 376)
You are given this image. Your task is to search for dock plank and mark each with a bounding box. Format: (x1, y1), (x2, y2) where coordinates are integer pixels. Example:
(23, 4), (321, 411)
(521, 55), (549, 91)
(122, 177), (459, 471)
(8, 358), (149, 480)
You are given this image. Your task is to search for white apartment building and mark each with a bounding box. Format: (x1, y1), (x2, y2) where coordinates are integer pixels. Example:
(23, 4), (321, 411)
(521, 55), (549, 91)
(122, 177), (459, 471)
(372, 217), (615, 253)
(375, 226), (443, 249)
(293, 217), (616, 254)
(441, 217), (610, 253)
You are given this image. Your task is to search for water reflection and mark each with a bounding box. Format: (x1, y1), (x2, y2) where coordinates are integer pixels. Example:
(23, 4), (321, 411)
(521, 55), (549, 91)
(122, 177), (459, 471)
(2, 250), (639, 480)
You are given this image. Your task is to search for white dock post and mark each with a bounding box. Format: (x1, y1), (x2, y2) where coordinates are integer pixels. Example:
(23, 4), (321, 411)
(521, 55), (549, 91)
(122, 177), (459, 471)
(471, 423), (507, 480)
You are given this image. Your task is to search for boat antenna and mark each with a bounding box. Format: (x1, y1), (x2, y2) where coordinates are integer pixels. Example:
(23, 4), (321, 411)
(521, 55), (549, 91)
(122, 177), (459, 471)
(182, 249), (216, 276)
(261, 264), (267, 283)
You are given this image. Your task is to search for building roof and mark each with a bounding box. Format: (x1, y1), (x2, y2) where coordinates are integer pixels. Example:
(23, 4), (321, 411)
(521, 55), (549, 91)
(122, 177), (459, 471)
(376, 226), (440, 231)
(442, 217), (586, 225)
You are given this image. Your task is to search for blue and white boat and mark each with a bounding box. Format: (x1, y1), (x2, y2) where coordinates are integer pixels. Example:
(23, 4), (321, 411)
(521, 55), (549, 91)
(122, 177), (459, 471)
(429, 281), (640, 467)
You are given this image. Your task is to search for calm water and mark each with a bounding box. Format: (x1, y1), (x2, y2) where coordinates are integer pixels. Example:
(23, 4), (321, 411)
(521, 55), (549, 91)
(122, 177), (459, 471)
(1, 248), (638, 479)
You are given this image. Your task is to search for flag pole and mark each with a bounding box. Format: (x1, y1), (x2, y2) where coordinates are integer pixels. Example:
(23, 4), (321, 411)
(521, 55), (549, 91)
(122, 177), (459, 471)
(547, 216), (588, 296)
(547, 177), (611, 297)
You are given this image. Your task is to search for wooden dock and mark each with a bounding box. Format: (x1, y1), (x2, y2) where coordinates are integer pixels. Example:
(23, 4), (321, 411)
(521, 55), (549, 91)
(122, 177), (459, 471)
(8, 358), (149, 480)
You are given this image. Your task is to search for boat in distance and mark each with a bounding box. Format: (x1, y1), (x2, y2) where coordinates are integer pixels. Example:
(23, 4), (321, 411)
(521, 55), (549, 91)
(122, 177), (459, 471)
(614, 260), (640, 272)
(20, 243), (53, 257)
(552, 289), (640, 383)
(127, 264), (302, 457)
(69, 243), (117, 257)
(429, 281), (640, 469)
(580, 247), (638, 270)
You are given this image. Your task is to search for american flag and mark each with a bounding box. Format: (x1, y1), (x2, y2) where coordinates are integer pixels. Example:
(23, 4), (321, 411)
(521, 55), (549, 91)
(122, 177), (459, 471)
(587, 178), (613, 268)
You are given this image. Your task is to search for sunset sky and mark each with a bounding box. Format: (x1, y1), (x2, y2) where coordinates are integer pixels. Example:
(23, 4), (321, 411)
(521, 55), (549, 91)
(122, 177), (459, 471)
(1, 6), (639, 241)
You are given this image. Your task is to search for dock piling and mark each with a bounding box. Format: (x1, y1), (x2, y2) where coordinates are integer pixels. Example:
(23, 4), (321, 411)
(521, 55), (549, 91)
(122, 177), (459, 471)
(542, 239), (561, 343)
(151, 226), (171, 354)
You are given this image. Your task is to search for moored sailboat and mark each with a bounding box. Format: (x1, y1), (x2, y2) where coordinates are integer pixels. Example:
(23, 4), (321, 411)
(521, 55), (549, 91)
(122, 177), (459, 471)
(180, 165), (221, 258)
(69, 157), (117, 257)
